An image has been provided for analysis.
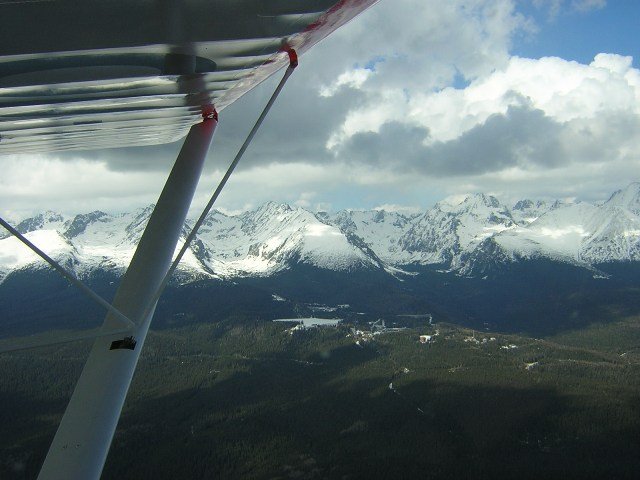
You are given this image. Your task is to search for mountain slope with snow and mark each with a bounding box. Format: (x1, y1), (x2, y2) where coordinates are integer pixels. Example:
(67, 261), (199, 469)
(197, 202), (382, 275)
(1, 184), (640, 282)
(399, 194), (517, 268)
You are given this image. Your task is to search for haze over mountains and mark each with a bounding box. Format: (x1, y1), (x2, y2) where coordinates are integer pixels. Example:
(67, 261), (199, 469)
(1, 183), (640, 283)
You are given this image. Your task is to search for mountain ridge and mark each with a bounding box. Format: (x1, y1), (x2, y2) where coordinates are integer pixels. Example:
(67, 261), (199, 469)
(1, 183), (640, 282)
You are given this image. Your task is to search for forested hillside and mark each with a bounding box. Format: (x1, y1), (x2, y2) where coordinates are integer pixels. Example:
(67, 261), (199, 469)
(2, 313), (639, 479)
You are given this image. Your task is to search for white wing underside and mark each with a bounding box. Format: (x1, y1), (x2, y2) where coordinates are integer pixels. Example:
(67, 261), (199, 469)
(0, 0), (377, 154)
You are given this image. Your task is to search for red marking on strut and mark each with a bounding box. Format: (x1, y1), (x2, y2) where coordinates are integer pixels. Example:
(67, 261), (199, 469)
(279, 45), (299, 68)
(201, 105), (218, 122)
(287, 48), (298, 68)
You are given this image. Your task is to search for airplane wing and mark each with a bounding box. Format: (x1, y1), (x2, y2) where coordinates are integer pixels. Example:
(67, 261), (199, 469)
(0, 0), (377, 155)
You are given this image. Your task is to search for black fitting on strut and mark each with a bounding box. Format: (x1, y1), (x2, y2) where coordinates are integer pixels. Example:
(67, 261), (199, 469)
(110, 336), (137, 351)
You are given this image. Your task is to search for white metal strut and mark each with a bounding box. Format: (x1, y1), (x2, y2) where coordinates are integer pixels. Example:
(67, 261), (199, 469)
(37, 117), (217, 480)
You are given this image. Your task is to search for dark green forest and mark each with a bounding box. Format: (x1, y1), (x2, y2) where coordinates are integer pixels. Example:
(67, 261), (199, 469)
(2, 312), (639, 479)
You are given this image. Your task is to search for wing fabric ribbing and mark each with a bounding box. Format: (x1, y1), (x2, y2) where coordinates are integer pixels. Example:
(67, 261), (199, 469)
(0, 0), (378, 155)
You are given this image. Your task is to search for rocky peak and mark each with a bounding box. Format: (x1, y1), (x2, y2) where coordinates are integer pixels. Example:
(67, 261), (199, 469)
(15, 211), (65, 235)
(64, 211), (108, 239)
(604, 182), (640, 214)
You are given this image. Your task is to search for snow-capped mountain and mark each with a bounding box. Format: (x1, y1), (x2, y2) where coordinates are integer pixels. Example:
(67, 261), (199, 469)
(510, 199), (551, 225)
(330, 184), (640, 273)
(489, 185), (640, 267)
(492, 202), (599, 264)
(580, 185), (640, 262)
(396, 194), (517, 268)
(0, 202), (384, 282)
(1, 184), (640, 283)
(195, 202), (382, 275)
(328, 209), (418, 265)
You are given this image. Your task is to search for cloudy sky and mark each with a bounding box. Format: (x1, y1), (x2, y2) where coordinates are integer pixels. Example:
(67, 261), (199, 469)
(2, 0), (640, 218)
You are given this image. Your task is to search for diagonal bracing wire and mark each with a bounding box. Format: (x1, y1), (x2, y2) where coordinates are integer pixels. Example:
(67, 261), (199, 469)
(0, 217), (136, 331)
(139, 52), (299, 323)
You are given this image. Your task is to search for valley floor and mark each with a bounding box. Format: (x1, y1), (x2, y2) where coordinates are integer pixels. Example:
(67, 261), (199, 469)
(1, 315), (639, 479)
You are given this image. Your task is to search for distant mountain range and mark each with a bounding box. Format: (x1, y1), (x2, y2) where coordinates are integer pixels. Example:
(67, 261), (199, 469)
(2, 184), (640, 337)
(2, 183), (639, 283)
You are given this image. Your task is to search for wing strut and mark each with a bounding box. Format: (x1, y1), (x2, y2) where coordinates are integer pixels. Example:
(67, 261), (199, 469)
(37, 116), (218, 480)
